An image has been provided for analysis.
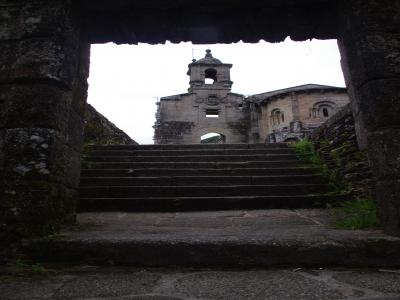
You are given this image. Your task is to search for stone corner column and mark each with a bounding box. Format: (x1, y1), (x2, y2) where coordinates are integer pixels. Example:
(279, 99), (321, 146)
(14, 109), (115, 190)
(337, 0), (400, 235)
(0, 0), (90, 240)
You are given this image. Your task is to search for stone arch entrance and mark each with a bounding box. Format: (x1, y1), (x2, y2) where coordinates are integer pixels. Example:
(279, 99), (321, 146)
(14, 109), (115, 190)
(201, 133), (226, 144)
(1, 0), (399, 238)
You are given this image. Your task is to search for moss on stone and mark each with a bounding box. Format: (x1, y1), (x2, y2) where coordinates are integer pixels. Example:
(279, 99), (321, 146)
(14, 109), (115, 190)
(84, 104), (137, 146)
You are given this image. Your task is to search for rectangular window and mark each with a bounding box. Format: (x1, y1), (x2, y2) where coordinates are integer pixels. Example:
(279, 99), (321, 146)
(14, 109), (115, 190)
(206, 109), (219, 118)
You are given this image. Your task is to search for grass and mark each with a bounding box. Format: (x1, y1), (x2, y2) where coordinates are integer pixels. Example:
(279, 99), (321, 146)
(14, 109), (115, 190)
(3, 259), (48, 279)
(290, 139), (347, 193)
(333, 197), (379, 230)
(291, 140), (379, 230)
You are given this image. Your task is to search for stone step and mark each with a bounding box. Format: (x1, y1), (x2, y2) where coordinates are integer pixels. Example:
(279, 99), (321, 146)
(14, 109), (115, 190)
(23, 210), (400, 268)
(80, 175), (326, 187)
(83, 160), (305, 169)
(80, 184), (330, 198)
(86, 143), (288, 151)
(81, 167), (319, 177)
(85, 148), (296, 156)
(83, 154), (300, 162)
(5, 268), (400, 300)
(79, 195), (347, 212)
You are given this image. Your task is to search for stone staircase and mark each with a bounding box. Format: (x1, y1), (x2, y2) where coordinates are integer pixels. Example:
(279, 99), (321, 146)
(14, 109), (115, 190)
(79, 143), (342, 212)
(22, 143), (400, 268)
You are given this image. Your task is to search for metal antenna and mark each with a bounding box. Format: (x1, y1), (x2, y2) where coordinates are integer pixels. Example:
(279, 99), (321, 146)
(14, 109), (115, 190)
(191, 48), (197, 62)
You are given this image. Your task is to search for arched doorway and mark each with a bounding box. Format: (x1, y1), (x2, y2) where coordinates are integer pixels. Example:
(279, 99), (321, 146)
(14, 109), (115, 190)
(200, 132), (226, 144)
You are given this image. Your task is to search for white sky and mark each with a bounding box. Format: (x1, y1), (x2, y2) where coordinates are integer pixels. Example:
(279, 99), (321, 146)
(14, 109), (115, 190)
(87, 38), (345, 144)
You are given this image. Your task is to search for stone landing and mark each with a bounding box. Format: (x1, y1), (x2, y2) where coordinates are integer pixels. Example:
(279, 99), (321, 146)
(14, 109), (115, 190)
(23, 209), (400, 268)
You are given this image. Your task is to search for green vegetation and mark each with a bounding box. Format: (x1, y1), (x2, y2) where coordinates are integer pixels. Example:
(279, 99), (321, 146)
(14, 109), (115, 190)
(5, 259), (47, 278)
(334, 198), (379, 230)
(290, 139), (323, 165)
(291, 139), (379, 230)
(290, 139), (346, 193)
(80, 159), (93, 169)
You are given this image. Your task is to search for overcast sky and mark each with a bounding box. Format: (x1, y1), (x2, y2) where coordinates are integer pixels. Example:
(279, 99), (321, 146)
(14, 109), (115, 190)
(87, 38), (345, 144)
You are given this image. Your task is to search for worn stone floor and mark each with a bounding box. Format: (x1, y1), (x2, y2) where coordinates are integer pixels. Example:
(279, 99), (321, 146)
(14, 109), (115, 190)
(70, 209), (392, 242)
(3, 209), (400, 299)
(20, 209), (400, 267)
(1, 267), (400, 300)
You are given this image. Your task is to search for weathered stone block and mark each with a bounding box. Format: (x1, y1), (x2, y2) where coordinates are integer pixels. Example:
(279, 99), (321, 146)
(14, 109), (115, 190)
(0, 0), (77, 41)
(356, 79), (400, 131)
(0, 84), (71, 132)
(376, 179), (400, 237)
(0, 179), (77, 239)
(0, 1), (88, 240)
(341, 0), (400, 34)
(71, 41), (91, 117)
(66, 110), (85, 152)
(339, 32), (400, 89)
(0, 38), (79, 88)
(72, 73), (89, 117)
(367, 129), (400, 180)
(0, 128), (71, 184)
(62, 146), (82, 189)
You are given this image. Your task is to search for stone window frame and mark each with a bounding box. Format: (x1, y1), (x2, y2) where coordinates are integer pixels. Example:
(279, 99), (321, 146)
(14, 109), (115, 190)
(270, 108), (284, 126)
(311, 101), (337, 119)
(205, 108), (220, 118)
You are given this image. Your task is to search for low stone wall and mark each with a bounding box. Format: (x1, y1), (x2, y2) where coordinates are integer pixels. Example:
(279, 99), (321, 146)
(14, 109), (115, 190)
(311, 104), (376, 199)
(84, 104), (137, 146)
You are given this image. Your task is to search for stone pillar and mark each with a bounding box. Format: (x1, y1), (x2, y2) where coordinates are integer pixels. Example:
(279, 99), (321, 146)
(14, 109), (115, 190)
(290, 92), (300, 122)
(0, 0), (90, 240)
(338, 0), (400, 235)
(249, 102), (260, 143)
(290, 92), (302, 136)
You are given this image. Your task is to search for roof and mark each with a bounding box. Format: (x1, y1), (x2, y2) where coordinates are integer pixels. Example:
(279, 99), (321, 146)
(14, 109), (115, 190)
(248, 84), (347, 103)
(160, 93), (193, 101)
(192, 49), (223, 65)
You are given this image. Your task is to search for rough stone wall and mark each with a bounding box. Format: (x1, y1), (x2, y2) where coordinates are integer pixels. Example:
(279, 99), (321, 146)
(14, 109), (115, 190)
(153, 121), (195, 145)
(337, 0), (400, 235)
(255, 88), (350, 143)
(84, 104), (137, 145)
(312, 104), (376, 199)
(1, 0), (399, 237)
(0, 0), (89, 241)
(154, 92), (248, 144)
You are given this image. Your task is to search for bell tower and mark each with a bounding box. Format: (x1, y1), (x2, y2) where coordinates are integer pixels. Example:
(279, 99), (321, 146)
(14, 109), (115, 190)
(187, 49), (233, 92)
(155, 49), (246, 145)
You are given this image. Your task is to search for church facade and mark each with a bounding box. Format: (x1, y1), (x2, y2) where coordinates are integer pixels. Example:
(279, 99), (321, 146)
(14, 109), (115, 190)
(154, 50), (349, 144)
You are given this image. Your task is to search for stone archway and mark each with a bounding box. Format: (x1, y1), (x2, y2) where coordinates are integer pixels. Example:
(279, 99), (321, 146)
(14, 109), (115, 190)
(201, 133), (226, 144)
(195, 127), (238, 144)
(1, 0), (399, 238)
